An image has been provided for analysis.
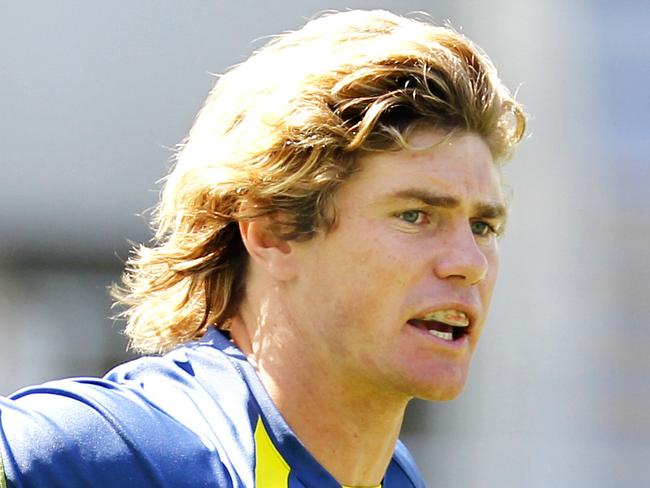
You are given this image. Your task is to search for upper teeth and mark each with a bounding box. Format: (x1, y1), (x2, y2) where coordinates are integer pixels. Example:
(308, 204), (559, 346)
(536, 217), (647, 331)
(419, 309), (469, 327)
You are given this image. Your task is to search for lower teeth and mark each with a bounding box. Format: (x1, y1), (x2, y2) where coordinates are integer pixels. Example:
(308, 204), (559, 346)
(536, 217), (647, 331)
(428, 329), (453, 341)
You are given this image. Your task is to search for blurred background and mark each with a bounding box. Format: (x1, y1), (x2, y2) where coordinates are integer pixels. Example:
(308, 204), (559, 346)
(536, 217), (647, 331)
(1, 1), (648, 486)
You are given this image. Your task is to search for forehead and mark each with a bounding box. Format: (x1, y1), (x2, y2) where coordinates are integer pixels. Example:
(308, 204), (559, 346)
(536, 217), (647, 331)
(340, 129), (504, 209)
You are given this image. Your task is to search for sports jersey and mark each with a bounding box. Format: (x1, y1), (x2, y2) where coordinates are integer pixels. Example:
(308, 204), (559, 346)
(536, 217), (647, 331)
(0, 328), (425, 487)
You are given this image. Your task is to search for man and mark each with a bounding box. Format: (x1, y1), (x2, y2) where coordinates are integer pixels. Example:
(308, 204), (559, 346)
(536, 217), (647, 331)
(0, 9), (525, 487)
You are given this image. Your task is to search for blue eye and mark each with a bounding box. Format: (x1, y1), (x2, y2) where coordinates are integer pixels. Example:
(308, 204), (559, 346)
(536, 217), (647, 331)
(471, 220), (495, 236)
(399, 210), (425, 224)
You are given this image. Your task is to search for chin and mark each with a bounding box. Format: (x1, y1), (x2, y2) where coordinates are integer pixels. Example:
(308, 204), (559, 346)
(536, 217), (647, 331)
(415, 382), (466, 402)
(407, 363), (470, 402)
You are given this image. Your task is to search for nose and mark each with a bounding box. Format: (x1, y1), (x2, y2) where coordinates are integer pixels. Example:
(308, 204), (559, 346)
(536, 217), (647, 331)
(434, 225), (489, 285)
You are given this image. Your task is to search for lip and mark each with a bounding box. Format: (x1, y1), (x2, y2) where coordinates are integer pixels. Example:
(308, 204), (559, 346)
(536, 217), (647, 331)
(408, 324), (471, 351)
(406, 302), (480, 350)
(409, 303), (479, 331)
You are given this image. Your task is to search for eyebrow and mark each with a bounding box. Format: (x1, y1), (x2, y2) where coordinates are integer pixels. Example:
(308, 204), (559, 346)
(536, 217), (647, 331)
(389, 189), (508, 220)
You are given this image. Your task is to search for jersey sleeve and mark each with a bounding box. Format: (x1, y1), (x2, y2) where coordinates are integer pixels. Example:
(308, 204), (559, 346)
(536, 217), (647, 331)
(0, 378), (232, 487)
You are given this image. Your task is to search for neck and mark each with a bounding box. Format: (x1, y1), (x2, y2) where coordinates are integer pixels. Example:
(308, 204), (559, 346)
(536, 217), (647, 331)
(268, 370), (407, 486)
(230, 314), (409, 487)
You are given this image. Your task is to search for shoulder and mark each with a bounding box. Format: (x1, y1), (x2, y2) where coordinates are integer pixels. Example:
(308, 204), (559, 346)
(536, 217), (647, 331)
(1, 378), (229, 486)
(384, 440), (427, 488)
(0, 333), (254, 487)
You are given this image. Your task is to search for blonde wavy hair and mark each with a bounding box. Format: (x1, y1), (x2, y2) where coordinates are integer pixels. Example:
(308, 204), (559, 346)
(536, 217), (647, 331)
(113, 9), (526, 354)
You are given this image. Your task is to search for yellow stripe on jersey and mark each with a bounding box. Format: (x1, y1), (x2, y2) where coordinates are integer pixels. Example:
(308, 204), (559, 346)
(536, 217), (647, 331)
(254, 416), (290, 487)
(253, 416), (383, 488)
(0, 451), (6, 488)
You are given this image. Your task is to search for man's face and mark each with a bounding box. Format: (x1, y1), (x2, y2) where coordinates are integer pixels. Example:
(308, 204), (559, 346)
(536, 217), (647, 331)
(287, 128), (506, 401)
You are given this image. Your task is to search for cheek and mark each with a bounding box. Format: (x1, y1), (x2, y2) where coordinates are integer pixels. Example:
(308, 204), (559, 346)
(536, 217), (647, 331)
(326, 239), (411, 321)
(311, 218), (417, 309)
(481, 249), (500, 302)
(354, 235), (413, 290)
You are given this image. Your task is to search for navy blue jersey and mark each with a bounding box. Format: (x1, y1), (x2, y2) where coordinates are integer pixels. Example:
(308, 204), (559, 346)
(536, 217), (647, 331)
(0, 328), (425, 487)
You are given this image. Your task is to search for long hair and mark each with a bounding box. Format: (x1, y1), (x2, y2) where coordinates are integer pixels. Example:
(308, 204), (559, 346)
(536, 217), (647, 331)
(113, 10), (526, 354)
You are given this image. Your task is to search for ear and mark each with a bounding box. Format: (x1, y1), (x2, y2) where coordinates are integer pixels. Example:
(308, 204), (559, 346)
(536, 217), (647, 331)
(239, 218), (297, 281)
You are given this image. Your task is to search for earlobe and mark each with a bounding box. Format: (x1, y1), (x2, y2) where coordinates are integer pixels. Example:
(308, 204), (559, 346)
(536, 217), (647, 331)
(239, 219), (297, 281)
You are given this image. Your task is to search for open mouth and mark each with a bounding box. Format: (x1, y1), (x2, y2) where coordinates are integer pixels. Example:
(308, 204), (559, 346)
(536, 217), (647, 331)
(407, 309), (470, 342)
